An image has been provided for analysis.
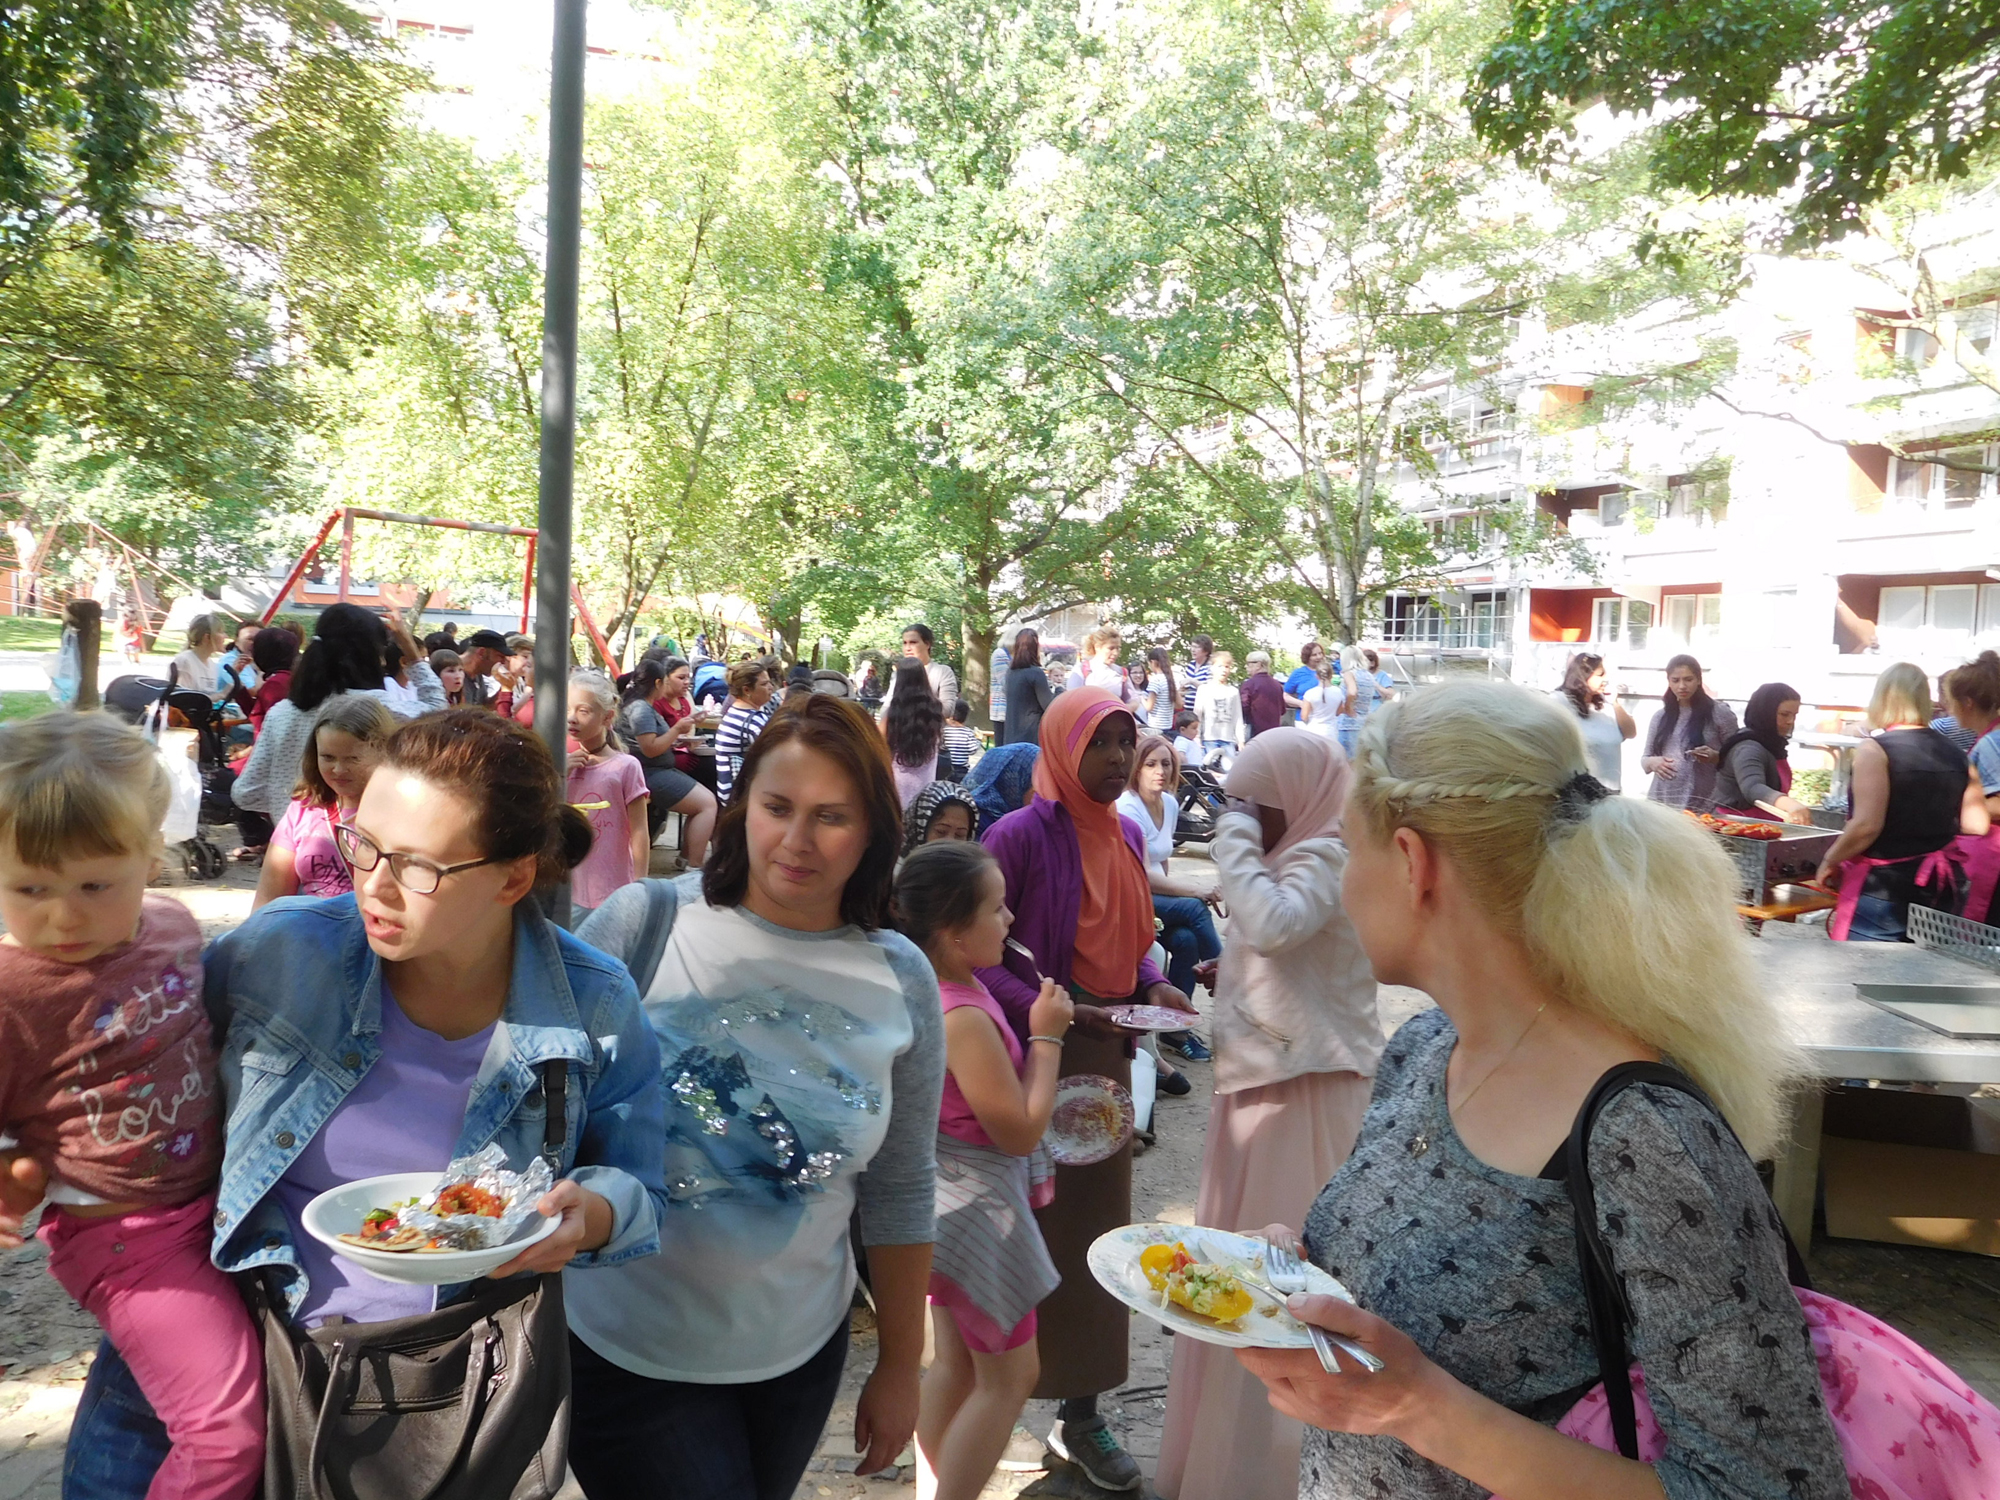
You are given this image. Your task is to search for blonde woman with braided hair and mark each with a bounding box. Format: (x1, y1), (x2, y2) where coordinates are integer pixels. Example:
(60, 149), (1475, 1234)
(1238, 681), (1845, 1500)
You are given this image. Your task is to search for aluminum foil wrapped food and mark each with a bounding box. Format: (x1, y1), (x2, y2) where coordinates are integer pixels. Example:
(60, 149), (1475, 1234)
(400, 1143), (555, 1251)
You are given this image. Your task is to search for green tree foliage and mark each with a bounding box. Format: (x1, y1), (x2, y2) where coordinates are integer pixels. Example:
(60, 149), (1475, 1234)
(1042, 0), (1590, 644)
(1467, 0), (2000, 247)
(0, 0), (412, 587)
(777, 0), (1275, 714)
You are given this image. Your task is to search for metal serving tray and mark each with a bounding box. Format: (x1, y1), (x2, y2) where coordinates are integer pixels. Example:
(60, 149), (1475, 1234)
(1854, 983), (2000, 1040)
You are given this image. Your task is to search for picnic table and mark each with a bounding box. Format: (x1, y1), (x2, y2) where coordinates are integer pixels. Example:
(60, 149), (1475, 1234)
(1754, 935), (2000, 1249)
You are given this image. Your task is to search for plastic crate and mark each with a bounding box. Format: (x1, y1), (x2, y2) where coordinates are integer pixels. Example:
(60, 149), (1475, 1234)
(1723, 836), (1769, 904)
(1908, 905), (2000, 976)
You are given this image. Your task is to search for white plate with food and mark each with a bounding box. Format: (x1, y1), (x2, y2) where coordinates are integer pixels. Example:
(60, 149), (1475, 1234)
(1046, 1075), (1135, 1166)
(301, 1171), (559, 1285)
(1104, 1004), (1194, 1033)
(1087, 1223), (1354, 1349)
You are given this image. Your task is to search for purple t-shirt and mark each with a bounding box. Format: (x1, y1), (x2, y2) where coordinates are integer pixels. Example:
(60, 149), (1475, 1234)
(271, 988), (495, 1326)
(566, 751), (649, 912)
(272, 799), (351, 898)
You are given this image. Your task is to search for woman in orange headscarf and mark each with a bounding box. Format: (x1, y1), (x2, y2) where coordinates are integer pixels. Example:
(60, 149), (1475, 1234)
(973, 686), (1197, 1491)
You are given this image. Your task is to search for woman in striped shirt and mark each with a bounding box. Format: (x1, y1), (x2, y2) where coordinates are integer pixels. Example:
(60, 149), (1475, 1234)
(715, 659), (776, 804)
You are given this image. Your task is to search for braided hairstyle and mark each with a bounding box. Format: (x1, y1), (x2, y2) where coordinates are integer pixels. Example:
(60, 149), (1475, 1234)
(1347, 681), (1802, 1157)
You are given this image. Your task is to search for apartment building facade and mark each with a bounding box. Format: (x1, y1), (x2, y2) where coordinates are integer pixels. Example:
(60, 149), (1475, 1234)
(1372, 197), (2000, 720)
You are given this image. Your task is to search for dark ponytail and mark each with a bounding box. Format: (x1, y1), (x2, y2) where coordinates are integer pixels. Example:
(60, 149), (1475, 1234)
(894, 839), (998, 953)
(382, 709), (590, 888)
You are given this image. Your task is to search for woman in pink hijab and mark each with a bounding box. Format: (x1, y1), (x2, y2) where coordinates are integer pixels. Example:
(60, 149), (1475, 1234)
(1156, 728), (1386, 1500)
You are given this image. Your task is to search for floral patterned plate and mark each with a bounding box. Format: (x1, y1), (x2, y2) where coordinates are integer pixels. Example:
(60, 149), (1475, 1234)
(1045, 1074), (1135, 1166)
(1087, 1223), (1354, 1349)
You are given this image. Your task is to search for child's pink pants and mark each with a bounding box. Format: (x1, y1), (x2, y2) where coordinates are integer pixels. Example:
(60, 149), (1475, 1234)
(40, 1192), (263, 1500)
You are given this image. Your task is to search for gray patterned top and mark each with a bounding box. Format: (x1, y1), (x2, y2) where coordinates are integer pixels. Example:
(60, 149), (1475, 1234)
(1300, 1009), (1844, 1500)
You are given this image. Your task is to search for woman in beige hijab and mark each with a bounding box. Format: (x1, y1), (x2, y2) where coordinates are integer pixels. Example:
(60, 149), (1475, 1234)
(1156, 727), (1384, 1500)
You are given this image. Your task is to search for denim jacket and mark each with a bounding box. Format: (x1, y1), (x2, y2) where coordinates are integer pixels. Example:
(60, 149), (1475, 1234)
(204, 894), (668, 1315)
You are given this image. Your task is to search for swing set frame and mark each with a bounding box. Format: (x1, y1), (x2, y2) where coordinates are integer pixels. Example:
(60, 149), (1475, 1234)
(259, 506), (617, 670)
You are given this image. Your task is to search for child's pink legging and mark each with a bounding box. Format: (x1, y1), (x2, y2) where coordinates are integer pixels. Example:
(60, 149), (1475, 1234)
(40, 1192), (263, 1500)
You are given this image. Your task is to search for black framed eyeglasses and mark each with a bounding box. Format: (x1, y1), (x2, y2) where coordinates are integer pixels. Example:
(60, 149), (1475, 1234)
(334, 824), (502, 896)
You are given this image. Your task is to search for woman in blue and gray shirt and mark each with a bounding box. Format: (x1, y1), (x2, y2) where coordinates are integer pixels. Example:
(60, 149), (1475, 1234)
(574, 693), (944, 1500)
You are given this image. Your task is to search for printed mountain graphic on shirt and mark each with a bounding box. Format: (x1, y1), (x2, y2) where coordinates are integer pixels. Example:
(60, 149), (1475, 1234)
(657, 985), (887, 1209)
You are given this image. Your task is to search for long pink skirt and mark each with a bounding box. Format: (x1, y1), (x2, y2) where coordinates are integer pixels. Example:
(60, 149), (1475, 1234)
(1154, 1071), (1373, 1500)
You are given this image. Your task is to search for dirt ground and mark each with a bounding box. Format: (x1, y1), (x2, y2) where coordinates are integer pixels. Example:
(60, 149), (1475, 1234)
(4, 845), (2000, 1500)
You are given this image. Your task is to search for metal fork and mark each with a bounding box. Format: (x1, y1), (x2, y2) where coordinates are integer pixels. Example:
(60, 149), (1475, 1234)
(1262, 1239), (1384, 1375)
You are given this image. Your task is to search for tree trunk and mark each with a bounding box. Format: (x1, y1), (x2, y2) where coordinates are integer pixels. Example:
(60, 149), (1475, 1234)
(961, 572), (998, 732)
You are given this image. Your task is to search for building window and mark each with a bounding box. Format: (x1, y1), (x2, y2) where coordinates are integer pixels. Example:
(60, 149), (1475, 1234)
(1661, 593), (1722, 648)
(1382, 590), (1513, 649)
(1890, 445), (1998, 508)
(1879, 583), (1980, 654)
(1663, 472), (1729, 525)
(1897, 326), (1942, 367)
(1591, 597), (1652, 651)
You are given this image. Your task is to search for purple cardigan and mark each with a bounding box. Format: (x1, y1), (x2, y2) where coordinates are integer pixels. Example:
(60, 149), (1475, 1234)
(974, 799), (1167, 1041)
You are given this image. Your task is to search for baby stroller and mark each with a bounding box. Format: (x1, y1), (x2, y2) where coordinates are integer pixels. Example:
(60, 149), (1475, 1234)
(104, 672), (233, 880)
(1176, 761), (1228, 846)
(691, 659), (731, 709)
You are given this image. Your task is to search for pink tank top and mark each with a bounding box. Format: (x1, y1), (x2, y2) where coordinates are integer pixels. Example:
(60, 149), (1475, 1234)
(938, 978), (1025, 1148)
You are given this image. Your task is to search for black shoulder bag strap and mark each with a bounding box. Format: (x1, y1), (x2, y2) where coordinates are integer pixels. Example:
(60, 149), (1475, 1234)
(538, 1058), (568, 1173)
(631, 878), (675, 997)
(1564, 1061), (1812, 1459)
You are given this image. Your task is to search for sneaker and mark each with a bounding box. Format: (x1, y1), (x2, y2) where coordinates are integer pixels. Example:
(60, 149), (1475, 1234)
(1047, 1415), (1144, 1492)
(1157, 1067), (1192, 1097)
(1162, 1031), (1212, 1063)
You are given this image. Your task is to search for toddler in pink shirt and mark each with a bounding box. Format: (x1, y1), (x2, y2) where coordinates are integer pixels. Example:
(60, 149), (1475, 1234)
(0, 713), (261, 1500)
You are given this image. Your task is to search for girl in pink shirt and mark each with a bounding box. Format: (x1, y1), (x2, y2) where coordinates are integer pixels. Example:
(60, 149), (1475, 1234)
(895, 840), (1073, 1500)
(0, 713), (262, 1500)
(564, 671), (651, 917)
(253, 695), (395, 910)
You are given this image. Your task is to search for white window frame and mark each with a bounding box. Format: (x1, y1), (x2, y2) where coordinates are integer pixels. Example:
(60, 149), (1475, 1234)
(1592, 596), (1652, 651)
(1878, 582), (1981, 654)
(1890, 444), (1998, 509)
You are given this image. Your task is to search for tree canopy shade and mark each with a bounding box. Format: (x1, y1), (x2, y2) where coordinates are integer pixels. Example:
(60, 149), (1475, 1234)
(1466, 0), (2000, 246)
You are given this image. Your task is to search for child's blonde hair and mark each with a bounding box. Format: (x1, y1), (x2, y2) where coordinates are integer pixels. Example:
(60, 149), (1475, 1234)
(0, 712), (170, 867)
(296, 697), (396, 810)
(1348, 681), (1802, 1158)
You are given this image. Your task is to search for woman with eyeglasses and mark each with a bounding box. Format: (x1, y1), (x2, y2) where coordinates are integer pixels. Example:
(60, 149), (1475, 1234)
(60, 709), (670, 1500)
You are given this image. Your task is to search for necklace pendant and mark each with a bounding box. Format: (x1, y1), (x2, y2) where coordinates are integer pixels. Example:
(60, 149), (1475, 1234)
(1408, 1133), (1429, 1158)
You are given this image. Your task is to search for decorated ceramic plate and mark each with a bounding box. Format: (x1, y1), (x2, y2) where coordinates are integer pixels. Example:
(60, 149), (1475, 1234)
(1087, 1223), (1355, 1349)
(1045, 1075), (1136, 1166)
(1105, 1004), (1194, 1033)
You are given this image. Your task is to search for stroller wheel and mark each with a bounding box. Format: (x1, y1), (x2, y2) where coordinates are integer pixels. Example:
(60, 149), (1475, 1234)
(191, 839), (225, 881)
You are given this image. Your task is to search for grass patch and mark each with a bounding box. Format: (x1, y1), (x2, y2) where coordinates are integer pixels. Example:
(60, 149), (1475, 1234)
(0, 691), (56, 722)
(0, 616), (62, 651)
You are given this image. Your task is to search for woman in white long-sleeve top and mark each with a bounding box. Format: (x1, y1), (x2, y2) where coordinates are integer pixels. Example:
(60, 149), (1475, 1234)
(1155, 728), (1384, 1500)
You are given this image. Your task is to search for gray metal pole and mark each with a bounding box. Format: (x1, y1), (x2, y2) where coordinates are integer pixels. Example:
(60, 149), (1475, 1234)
(534, 0), (586, 926)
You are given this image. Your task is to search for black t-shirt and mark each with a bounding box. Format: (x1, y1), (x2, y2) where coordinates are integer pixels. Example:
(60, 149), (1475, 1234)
(1866, 726), (1967, 859)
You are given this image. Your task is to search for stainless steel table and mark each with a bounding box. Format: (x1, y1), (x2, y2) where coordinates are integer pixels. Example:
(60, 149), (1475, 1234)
(1753, 936), (2000, 1246)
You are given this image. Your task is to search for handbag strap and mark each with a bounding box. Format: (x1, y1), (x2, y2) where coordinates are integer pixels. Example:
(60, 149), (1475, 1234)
(539, 1058), (568, 1173)
(630, 878), (675, 997)
(1564, 1061), (1813, 1460)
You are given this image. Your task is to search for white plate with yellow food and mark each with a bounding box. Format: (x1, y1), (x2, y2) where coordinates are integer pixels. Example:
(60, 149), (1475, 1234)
(1086, 1223), (1354, 1349)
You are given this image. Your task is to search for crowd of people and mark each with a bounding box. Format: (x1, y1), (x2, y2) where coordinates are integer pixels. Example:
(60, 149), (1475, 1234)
(4, 606), (1999, 1500)
(1557, 644), (2000, 944)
